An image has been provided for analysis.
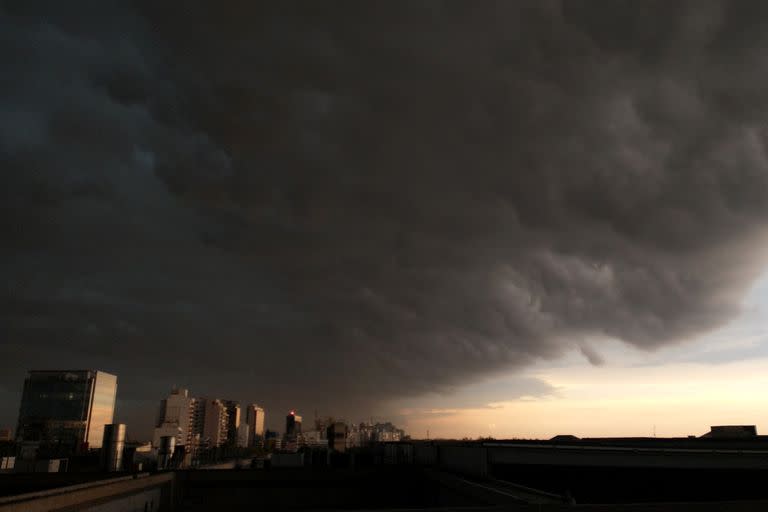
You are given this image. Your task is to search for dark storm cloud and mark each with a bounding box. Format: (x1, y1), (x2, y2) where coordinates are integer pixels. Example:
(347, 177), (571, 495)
(4, 1), (768, 433)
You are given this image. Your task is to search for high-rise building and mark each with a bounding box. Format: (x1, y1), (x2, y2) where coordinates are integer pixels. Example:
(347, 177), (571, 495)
(221, 400), (240, 447)
(201, 399), (229, 448)
(0, 428), (12, 442)
(201, 399), (226, 448)
(152, 390), (241, 451)
(16, 370), (117, 450)
(153, 388), (202, 449)
(285, 411), (302, 439)
(244, 404), (265, 447)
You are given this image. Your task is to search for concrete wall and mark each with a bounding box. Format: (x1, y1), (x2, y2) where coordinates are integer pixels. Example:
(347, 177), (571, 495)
(78, 488), (161, 512)
(0, 473), (175, 512)
(484, 442), (768, 469)
(414, 441), (768, 479)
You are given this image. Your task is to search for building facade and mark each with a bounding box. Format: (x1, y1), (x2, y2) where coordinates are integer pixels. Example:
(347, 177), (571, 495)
(284, 411), (302, 451)
(264, 430), (282, 451)
(374, 422), (405, 442)
(221, 400), (240, 447)
(285, 411), (302, 439)
(153, 388), (202, 449)
(301, 430), (326, 448)
(16, 370), (117, 450)
(153, 390), (243, 451)
(244, 404), (265, 447)
(201, 399), (232, 448)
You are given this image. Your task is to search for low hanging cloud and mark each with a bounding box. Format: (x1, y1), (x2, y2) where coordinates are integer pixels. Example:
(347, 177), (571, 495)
(4, 1), (768, 434)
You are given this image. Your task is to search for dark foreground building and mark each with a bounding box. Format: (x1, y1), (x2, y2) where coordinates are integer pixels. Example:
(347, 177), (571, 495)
(3, 463), (768, 511)
(7, 435), (768, 510)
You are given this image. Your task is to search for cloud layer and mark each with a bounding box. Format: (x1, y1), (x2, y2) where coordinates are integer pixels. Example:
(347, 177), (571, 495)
(4, 1), (768, 434)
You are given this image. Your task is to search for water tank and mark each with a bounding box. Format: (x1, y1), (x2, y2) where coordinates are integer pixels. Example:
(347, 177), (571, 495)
(101, 424), (126, 472)
(157, 435), (176, 469)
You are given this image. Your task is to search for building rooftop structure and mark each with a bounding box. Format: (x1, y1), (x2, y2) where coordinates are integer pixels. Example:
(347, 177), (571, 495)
(6, 445), (768, 511)
(702, 425), (758, 439)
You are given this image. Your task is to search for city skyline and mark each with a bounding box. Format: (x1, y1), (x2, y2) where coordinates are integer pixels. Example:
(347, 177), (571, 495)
(3, 348), (768, 442)
(3, 370), (413, 454)
(5, 2), (768, 444)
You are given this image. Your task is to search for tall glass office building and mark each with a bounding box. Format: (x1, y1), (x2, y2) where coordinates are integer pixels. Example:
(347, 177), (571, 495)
(16, 370), (117, 450)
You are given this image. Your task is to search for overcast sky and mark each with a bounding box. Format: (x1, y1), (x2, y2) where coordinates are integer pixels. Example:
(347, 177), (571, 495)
(4, 1), (768, 439)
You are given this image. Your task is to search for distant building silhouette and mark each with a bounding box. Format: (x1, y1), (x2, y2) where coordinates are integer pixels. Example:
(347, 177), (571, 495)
(550, 434), (580, 442)
(286, 411), (302, 438)
(345, 421), (407, 447)
(301, 430), (327, 448)
(313, 415), (334, 436)
(284, 411), (302, 450)
(347, 422), (373, 448)
(327, 422), (348, 452)
(16, 370), (117, 451)
(264, 429), (282, 451)
(374, 422), (405, 442)
(702, 425), (758, 439)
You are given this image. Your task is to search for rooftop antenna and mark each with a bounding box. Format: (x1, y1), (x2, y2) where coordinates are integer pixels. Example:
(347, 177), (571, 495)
(653, 424), (656, 438)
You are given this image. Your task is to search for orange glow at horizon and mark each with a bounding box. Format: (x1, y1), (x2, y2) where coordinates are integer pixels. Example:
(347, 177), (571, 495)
(397, 358), (768, 440)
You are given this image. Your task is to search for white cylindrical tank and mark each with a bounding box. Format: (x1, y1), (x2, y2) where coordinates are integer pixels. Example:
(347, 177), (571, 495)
(101, 424), (126, 472)
(157, 435), (176, 469)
